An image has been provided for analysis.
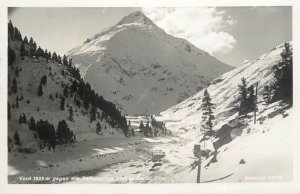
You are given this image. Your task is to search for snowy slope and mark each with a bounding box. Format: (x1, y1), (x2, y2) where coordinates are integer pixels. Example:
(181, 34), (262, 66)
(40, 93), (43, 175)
(148, 41), (294, 182)
(160, 42), (292, 134)
(67, 11), (233, 115)
(84, 109), (292, 183)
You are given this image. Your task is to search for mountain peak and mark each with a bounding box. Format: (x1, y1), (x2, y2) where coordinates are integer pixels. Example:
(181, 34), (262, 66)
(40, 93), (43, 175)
(117, 11), (155, 26)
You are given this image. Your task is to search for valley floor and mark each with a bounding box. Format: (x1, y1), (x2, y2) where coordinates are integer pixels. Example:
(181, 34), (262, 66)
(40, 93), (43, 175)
(8, 109), (293, 184)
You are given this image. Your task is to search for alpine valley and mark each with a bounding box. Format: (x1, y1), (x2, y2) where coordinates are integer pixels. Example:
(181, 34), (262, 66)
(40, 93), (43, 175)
(7, 10), (293, 184)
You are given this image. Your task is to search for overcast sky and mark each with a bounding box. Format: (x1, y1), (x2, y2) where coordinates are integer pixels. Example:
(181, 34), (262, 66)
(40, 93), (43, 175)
(8, 7), (292, 67)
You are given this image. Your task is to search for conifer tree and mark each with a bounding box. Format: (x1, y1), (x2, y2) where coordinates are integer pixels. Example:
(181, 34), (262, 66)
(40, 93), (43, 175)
(19, 115), (23, 124)
(29, 37), (34, 45)
(8, 103), (11, 120)
(238, 77), (248, 116)
(63, 87), (69, 98)
(90, 106), (96, 123)
(60, 97), (65, 110)
(38, 83), (43, 97)
(202, 89), (215, 135)
(68, 58), (72, 67)
(22, 113), (27, 123)
(23, 36), (28, 44)
(8, 46), (16, 66)
(36, 120), (56, 143)
(247, 85), (256, 112)
(36, 46), (45, 58)
(20, 42), (26, 57)
(14, 131), (21, 145)
(15, 68), (19, 77)
(128, 120), (131, 127)
(28, 117), (36, 131)
(41, 75), (47, 85)
(139, 121), (144, 131)
(29, 38), (36, 57)
(272, 42), (293, 105)
(68, 106), (74, 121)
(144, 121), (150, 137)
(63, 55), (68, 66)
(57, 55), (62, 64)
(263, 85), (272, 105)
(52, 52), (57, 62)
(12, 78), (17, 93)
(56, 120), (73, 144)
(96, 121), (102, 134)
(8, 20), (14, 40)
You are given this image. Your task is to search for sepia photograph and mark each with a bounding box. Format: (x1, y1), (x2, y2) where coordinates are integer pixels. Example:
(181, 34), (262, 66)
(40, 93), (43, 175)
(6, 6), (294, 184)
(1, 2), (300, 194)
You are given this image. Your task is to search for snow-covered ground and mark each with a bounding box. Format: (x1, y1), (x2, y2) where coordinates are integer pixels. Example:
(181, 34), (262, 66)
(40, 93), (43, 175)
(67, 107), (291, 183)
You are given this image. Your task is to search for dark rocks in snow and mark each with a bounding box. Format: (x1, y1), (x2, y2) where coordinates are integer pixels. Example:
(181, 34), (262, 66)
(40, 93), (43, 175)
(213, 119), (246, 150)
(239, 159), (246, 164)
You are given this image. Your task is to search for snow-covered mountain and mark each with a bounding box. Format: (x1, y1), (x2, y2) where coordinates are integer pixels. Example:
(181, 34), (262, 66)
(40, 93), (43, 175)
(67, 11), (233, 115)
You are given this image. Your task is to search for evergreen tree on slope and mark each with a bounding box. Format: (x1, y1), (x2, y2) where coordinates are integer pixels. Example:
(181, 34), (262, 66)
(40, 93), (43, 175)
(202, 89), (215, 136)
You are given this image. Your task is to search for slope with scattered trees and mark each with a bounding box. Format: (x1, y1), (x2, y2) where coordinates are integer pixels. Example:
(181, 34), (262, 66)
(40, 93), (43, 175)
(7, 20), (129, 154)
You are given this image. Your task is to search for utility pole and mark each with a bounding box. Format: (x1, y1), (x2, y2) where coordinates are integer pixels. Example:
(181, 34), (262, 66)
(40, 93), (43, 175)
(194, 144), (201, 183)
(197, 154), (201, 183)
(254, 82), (258, 124)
